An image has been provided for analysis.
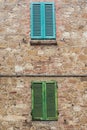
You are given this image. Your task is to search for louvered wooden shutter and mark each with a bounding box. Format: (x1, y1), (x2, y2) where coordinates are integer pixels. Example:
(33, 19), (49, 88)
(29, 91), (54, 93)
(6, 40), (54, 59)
(31, 3), (42, 39)
(30, 2), (56, 40)
(44, 3), (56, 39)
(32, 82), (43, 120)
(46, 82), (58, 120)
(31, 81), (58, 121)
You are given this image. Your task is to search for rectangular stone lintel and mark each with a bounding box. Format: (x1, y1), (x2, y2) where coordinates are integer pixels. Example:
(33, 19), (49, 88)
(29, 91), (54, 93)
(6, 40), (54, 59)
(30, 40), (57, 45)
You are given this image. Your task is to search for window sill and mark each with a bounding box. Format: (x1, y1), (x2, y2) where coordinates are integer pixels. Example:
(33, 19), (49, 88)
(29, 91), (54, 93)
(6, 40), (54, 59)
(30, 40), (57, 45)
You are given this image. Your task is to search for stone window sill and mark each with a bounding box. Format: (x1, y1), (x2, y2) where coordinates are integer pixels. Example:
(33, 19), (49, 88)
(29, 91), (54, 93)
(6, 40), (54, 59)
(30, 40), (57, 45)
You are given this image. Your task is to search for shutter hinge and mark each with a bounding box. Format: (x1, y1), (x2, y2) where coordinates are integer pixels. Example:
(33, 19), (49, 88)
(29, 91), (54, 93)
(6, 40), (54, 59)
(31, 110), (33, 115)
(56, 83), (58, 88)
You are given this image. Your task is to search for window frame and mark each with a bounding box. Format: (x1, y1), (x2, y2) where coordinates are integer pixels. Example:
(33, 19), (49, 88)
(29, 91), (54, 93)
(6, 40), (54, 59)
(30, 2), (56, 40)
(31, 81), (58, 121)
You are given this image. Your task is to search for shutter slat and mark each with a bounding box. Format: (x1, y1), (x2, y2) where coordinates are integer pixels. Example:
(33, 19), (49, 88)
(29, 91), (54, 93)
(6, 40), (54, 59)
(33, 4), (41, 36)
(46, 82), (58, 120)
(45, 4), (53, 36)
(45, 3), (56, 39)
(32, 82), (43, 120)
(31, 4), (42, 39)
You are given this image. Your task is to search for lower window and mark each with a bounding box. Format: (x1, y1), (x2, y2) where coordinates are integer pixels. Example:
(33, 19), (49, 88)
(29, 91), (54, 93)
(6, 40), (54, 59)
(31, 81), (58, 121)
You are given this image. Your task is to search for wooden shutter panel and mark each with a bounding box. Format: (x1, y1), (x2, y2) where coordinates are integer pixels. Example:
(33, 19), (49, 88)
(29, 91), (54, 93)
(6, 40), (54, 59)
(44, 3), (56, 39)
(31, 81), (58, 121)
(46, 82), (58, 120)
(31, 3), (42, 39)
(32, 82), (43, 120)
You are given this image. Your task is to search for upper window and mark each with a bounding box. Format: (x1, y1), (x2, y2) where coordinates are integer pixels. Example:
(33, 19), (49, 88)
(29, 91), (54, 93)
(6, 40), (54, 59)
(31, 81), (58, 121)
(30, 2), (56, 40)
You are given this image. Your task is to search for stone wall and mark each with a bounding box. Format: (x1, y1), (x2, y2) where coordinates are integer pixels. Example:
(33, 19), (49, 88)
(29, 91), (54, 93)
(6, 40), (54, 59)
(0, 77), (87, 130)
(0, 0), (87, 130)
(0, 0), (87, 75)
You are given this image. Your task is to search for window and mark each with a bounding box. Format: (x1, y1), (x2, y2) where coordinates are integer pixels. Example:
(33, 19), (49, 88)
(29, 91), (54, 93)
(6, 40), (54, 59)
(31, 81), (58, 121)
(30, 2), (56, 40)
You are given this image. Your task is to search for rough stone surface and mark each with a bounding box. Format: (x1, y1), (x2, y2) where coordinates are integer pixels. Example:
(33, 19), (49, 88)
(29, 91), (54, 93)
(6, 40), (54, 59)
(0, 77), (87, 130)
(0, 0), (87, 75)
(0, 0), (87, 130)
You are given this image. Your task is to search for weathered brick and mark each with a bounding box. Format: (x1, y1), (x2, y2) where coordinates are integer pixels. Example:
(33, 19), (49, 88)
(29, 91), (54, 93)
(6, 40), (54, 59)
(0, 0), (87, 130)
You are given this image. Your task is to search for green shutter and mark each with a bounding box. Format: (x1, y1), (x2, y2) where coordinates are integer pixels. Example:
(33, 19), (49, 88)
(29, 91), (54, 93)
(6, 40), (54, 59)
(32, 82), (43, 120)
(44, 3), (56, 39)
(31, 3), (43, 39)
(31, 81), (58, 121)
(46, 82), (58, 120)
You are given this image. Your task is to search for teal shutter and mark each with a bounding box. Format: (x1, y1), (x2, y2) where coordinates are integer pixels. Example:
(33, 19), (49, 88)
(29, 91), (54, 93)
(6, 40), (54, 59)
(31, 81), (58, 121)
(31, 3), (43, 39)
(46, 82), (58, 120)
(30, 2), (56, 40)
(44, 3), (56, 39)
(32, 82), (43, 120)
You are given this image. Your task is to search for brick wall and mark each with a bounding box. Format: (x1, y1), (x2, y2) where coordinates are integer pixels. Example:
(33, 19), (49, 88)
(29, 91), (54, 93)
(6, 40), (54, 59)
(0, 0), (87, 75)
(0, 0), (87, 130)
(0, 77), (87, 130)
